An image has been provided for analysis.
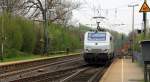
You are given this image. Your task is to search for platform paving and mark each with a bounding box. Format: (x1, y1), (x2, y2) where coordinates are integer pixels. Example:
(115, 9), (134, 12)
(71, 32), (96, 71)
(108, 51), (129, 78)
(100, 58), (144, 82)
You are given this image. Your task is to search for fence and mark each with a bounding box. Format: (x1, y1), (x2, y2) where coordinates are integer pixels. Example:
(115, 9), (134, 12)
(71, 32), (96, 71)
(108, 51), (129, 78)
(133, 52), (144, 66)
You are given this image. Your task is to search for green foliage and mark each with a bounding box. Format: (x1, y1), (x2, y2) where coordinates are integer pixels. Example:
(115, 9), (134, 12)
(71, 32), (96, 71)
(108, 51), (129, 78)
(0, 14), (23, 52)
(33, 24), (44, 54)
(79, 24), (91, 32)
(107, 30), (127, 50)
(17, 19), (36, 53)
(134, 33), (150, 52)
(0, 13), (82, 59)
(0, 13), (85, 61)
(48, 23), (82, 52)
(0, 13), (36, 57)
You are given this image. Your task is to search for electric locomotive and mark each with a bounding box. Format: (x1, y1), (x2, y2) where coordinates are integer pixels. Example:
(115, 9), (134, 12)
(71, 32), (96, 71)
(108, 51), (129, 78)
(83, 31), (114, 64)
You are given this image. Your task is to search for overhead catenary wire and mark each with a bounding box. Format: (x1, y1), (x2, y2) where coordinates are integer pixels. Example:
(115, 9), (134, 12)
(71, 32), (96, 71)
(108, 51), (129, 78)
(82, 1), (137, 21)
(79, 0), (142, 31)
(82, 0), (140, 14)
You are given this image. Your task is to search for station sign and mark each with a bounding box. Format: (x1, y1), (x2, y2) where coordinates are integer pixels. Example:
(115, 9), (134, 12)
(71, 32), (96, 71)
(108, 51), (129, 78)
(139, 2), (150, 12)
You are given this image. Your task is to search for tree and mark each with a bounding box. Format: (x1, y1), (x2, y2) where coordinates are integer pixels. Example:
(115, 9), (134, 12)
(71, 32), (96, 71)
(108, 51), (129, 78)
(0, 0), (23, 14)
(19, 0), (80, 54)
(19, 0), (80, 23)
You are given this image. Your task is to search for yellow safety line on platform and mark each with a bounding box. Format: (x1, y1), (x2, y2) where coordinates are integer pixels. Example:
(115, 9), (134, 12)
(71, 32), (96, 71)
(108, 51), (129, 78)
(121, 59), (124, 82)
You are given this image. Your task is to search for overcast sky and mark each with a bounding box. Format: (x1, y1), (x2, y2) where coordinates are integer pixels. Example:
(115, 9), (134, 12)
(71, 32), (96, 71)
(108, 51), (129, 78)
(71, 0), (150, 34)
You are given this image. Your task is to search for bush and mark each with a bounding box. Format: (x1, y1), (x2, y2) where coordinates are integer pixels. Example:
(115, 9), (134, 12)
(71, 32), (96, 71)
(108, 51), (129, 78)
(0, 14), (36, 57)
(17, 19), (36, 53)
(48, 23), (82, 52)
(134, 33), (150, 52)
(0, 14), (23, 54)
(0, 13), (82, 59)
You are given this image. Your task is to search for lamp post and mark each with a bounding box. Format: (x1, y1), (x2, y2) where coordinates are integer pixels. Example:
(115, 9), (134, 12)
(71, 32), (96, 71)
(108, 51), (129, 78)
(1, 13), (4, 62)
(43, 0), (49, 54)
(128, 4), (138, 62)
(143, 0), (147, 37)
(43, 0), (60, 54)
(0, 0), (6, 62)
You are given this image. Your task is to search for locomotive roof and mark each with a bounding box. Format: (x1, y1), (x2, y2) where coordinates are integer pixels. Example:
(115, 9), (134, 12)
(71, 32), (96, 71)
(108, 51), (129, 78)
(86, 31), (110, 34)
(85, 31), (112, 37)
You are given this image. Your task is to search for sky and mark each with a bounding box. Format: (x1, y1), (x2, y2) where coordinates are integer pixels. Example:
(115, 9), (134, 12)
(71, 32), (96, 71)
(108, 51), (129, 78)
(71, 0), (150, 34)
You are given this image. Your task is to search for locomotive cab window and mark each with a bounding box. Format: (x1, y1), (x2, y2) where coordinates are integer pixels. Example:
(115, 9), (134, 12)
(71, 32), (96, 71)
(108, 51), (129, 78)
(88, 33), (106, 41)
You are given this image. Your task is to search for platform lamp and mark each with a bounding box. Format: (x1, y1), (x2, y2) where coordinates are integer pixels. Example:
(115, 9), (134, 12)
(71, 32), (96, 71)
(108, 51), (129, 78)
(128, 4), (139, 62)
(0, 0), (7, 62)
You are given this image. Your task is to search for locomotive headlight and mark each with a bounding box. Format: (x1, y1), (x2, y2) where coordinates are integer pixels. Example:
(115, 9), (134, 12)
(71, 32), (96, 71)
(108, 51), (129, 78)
(104, 49), (108, 51)
(104, 49), (109, 52)
(86, 49), (89, 51)
(85, 49), (89, 52)
(85, 47), (92, 53)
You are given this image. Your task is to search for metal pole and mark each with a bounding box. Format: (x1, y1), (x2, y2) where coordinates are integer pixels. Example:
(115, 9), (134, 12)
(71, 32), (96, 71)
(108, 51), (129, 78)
(128, 4), (138, 62)
(143, 13), (147, 37)
(143, 0), (147, 37)
(1, 14), (4, 62)
(144, 62), (148, 82)
(1, 0), (4, 62)
(132, 6), (135, 62)
(43, 0), (48, 54)
(143, 1), (148, 82)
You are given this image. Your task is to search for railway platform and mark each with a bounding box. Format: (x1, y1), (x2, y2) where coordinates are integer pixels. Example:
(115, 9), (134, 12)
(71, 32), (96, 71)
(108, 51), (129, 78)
(100, 58), (144, 82)
(0, 53), (80, 66)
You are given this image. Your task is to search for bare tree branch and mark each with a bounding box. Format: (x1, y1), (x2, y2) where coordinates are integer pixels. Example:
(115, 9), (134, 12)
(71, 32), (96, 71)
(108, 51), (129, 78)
(0, 0), (81, 25)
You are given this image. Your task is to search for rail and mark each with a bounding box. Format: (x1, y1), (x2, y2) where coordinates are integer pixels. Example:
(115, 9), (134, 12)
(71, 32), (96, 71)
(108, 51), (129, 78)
(0, 54), (84, 82)
(0, 53), (81, 76)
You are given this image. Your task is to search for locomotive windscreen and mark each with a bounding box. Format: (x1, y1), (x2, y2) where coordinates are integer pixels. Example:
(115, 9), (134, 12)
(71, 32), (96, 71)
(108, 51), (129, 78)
(88, 32), (106, 41)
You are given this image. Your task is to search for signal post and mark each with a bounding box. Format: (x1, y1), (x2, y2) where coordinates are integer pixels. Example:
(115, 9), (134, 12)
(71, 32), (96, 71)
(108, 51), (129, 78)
(139, 1), (150, 82)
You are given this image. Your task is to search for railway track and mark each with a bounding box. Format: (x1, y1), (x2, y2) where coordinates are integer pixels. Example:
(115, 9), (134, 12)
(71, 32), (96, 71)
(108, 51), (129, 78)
(10, 65), (87, 82)
(0, 54), (86, 82)
(8, 62), (110, 82)
(60, 66), (107, 82)
(0, 53), (80, 75)
(0, 53), (112, 82)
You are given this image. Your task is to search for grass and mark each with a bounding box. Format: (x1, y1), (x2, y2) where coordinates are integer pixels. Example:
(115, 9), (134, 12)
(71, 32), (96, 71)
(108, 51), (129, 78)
(2, 54), (43, 62)
(0, 51), (80, 63)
